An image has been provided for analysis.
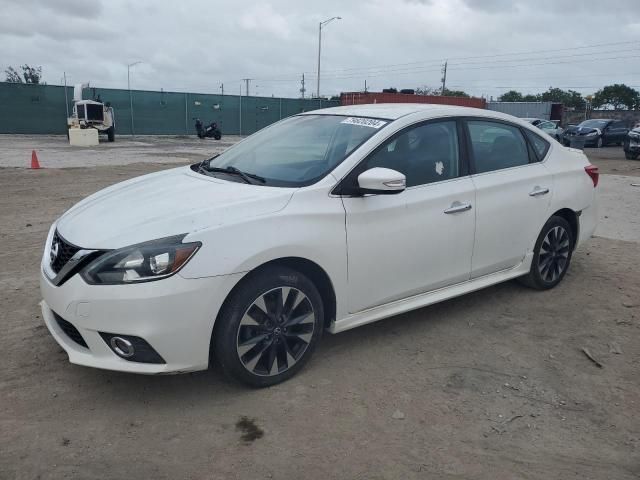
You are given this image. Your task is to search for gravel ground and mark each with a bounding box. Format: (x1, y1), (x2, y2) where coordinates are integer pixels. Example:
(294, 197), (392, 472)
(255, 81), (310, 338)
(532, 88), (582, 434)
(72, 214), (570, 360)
(1, 138), (639, 479)
(0, 134), (242, 168)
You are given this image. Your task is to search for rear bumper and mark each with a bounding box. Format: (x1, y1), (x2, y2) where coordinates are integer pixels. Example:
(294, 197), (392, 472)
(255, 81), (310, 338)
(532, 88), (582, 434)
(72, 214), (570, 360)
(40, 268), (244, 374)
(577, 201), (598, 248)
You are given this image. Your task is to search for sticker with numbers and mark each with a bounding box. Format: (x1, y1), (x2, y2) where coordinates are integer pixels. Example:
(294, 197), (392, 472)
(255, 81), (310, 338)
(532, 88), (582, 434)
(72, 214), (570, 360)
(341, 117), (387, 129)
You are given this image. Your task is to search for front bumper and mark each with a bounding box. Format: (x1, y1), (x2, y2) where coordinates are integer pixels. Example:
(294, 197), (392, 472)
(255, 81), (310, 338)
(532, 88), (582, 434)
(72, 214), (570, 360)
(40, 267), (244, 374)
(624, 138), (640, 153)
(563, 135), (598, 147)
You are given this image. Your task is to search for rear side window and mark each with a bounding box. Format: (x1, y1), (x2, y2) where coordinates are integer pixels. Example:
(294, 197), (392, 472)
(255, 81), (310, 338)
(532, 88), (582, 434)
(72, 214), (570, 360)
(467, 121), (529, 174)
(524, 129), (550, 161)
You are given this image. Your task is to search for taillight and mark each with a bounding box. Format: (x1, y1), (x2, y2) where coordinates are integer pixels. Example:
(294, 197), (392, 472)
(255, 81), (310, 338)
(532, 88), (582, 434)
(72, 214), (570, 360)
(584, 165), (599, 187)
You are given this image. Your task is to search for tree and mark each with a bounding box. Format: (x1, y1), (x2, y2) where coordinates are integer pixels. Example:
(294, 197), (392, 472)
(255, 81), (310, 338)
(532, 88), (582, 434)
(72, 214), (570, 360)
(442, 88), (470, 98)
(592, 84), (639, 110)
(539, 87), (584, 109)
(414, 86), (470, 97)
(414, 86), (440, 96)
(4, 64), (43, 84)
(498, 90), (524, 102)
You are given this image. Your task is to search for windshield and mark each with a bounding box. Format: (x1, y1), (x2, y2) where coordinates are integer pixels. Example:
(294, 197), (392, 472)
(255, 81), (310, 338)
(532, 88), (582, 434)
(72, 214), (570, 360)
(580, 120), (608, 129)
(199, 114), (388, 187)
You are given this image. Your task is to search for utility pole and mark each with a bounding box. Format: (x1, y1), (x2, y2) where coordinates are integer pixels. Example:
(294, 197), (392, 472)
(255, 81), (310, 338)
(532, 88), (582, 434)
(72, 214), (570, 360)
(441, 60), (448, 95)
(364, 79), (368, 93)
(242, 78), (252, 97)
(300, 73), (306, 99)
(220, 83), (224, 96)
(63, 72), (69, 120)
(127, 61), (142, 136)
(316, 16), (342, 98)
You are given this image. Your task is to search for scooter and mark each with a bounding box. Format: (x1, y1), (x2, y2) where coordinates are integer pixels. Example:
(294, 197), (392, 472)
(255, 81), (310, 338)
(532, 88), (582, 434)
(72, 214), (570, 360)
(194, 118), (222, 140)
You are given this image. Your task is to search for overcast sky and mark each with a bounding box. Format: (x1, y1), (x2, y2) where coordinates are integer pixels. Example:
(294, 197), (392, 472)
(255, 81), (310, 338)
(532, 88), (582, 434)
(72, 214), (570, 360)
(1, 0), (638, 99)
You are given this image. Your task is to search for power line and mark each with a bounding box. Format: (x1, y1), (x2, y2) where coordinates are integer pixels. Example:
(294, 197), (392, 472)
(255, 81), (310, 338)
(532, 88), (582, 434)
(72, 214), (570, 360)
(249, 41), (639, 82)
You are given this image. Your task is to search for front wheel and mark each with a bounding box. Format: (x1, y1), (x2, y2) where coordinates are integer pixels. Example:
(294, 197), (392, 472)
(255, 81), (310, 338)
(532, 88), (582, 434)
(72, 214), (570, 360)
(596, 136), (603, 148)
(213, 130), (222, 140)
(625, 151), (639, 160)
(213, 266), (324, 387)
(518, 216), (574, 290)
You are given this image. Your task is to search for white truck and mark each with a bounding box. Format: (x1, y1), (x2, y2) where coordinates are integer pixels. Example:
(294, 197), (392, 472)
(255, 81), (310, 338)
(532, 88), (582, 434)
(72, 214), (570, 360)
(67, 83), (115, 142)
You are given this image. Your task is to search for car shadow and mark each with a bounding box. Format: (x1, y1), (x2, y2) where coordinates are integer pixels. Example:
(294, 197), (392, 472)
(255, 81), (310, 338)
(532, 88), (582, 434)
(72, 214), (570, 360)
(63, 277), (537, 406)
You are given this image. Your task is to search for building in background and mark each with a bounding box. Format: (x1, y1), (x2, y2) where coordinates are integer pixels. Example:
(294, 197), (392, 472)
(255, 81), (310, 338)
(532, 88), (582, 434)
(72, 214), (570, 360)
(487, 101), (563, 122)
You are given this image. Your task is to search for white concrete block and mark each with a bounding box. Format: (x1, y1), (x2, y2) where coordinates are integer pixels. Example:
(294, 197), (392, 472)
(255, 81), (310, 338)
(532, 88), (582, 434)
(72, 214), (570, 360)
(68, 128), (99, 147)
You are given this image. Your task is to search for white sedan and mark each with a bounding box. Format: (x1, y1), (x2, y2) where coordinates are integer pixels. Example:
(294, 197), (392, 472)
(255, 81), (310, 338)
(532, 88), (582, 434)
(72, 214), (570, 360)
(40, 104), (598, 387)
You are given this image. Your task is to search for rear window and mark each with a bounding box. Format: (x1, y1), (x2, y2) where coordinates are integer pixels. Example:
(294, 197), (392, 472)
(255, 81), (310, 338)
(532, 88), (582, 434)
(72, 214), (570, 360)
(524, 130), (550, 161)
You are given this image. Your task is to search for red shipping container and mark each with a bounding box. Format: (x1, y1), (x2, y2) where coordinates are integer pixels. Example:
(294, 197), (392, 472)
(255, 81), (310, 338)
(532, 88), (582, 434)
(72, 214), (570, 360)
(340, 92), (486, 109)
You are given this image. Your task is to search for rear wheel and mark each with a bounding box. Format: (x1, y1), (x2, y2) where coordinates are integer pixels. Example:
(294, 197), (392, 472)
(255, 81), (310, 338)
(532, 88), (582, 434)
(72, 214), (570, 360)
(213, 266), (324, 387)
(519, 216), (574, 290)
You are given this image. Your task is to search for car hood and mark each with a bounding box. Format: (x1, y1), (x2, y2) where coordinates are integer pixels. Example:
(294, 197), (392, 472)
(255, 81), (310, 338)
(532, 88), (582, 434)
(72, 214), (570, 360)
(564, 125), (600, 136)
(56, 166), (295, 249)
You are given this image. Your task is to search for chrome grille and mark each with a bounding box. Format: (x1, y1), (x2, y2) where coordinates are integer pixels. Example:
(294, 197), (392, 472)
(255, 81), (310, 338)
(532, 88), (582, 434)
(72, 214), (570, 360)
(50, 230), (81, 274)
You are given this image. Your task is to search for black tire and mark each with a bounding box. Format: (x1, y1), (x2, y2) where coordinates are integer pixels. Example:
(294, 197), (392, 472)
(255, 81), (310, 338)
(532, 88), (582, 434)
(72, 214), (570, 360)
(625, 151), (639, 160)
(596, 136), (603, 148)
(213, 266), (324, 387)
(518, 216), (574, 290)
(214, 130), (222, 140)
(107, 127), (115, 142)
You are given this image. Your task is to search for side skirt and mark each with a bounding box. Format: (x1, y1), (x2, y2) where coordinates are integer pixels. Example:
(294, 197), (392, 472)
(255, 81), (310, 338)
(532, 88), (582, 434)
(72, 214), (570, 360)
(329, 253), (533, 334)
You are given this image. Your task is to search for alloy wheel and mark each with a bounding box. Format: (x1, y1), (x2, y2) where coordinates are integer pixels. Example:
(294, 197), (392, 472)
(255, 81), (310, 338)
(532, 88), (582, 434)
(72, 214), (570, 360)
(537, 226), (570, 283)
(236, 287), (315, 376)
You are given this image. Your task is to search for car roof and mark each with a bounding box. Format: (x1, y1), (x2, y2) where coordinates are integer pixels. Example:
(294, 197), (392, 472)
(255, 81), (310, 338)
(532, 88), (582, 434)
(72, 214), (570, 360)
(301, 103), (523, 123)
(582, 118), (613, 122)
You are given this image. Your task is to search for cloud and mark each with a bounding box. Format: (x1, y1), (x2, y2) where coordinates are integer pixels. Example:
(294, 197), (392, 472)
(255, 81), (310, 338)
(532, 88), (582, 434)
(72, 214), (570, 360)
(0, 0), (637, 99)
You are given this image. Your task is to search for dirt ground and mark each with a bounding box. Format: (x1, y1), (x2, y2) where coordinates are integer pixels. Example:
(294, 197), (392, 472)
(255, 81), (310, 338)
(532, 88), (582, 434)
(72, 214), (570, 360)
(1, 140), (639, 479)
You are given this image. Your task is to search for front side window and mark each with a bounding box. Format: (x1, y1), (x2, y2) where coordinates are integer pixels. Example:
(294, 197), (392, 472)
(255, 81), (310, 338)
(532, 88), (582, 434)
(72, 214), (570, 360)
(467, 120), (529, 174)
(362, 120), (460, 187)
(199, 115), (387, 187)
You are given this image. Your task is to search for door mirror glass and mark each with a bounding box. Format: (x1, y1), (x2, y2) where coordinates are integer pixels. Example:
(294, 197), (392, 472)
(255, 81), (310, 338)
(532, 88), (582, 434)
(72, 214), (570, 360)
(357, 167), (406, 195)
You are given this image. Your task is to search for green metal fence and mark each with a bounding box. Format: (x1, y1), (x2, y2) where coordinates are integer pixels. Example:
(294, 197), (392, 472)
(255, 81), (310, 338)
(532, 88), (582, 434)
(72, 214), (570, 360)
(0, 82), (339, 136)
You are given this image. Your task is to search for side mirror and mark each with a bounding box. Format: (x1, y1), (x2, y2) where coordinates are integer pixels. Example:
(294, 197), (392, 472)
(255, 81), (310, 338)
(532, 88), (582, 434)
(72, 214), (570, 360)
(357, 167), (406, 195)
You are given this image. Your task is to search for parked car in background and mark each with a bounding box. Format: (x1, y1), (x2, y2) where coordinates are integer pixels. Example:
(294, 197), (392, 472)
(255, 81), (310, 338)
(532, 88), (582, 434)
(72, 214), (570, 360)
(523, 118), (563, 141)
(624, 127), (640, 160)
(562, 119), (628, 148)
(40, 104), (599, 387)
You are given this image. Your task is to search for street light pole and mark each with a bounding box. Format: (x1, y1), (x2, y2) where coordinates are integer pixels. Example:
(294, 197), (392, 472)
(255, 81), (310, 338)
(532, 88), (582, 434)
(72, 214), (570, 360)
(127, 61), (142, 136)
(316, 16), (341, 98)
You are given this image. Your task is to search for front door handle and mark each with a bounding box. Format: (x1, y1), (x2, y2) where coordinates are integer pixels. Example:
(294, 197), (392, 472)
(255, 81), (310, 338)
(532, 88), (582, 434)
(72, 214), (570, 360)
(529, 187), (550, 197)
(444, 202), (472, 214)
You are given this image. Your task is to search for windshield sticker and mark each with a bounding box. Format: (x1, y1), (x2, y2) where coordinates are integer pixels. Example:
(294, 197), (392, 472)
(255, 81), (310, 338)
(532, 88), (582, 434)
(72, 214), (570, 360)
(341, 117), (387, 129)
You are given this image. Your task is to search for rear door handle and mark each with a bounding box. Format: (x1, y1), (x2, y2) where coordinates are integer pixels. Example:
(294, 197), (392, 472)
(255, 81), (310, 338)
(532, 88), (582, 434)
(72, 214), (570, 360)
(529, 187), (550, 197)
(444, 202), (472, 214)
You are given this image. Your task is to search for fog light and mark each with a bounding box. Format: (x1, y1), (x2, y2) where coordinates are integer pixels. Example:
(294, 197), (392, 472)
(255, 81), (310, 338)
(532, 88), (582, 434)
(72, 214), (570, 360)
(110, 336), (134, 358)
(99, 332), (166, 364)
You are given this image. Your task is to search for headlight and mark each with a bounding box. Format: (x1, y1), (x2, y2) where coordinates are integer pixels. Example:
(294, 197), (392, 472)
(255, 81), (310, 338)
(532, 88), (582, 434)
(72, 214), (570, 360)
(630, 132), (640, 139)
(81, 235), (201, 285)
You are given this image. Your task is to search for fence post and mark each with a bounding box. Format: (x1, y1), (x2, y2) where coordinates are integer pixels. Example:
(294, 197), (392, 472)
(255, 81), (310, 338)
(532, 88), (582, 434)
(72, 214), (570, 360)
(184, 93), (188, 134)
(239, 87), (242, 136)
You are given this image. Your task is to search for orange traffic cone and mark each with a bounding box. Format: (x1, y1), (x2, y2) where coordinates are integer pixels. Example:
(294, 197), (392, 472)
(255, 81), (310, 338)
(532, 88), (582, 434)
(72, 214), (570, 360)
(30, 150), (41, 169)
